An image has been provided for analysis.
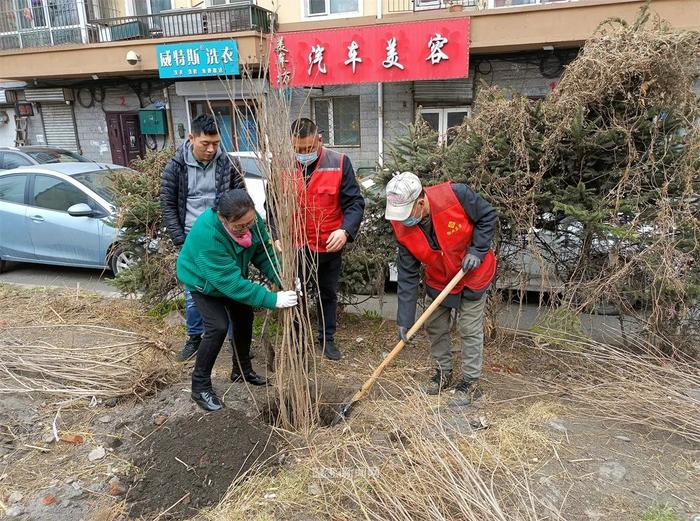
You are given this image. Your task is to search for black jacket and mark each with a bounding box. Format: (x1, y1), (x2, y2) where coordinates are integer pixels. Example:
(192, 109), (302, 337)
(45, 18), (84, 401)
(160, 144), (244, 246)
(397, 183), (498, 328)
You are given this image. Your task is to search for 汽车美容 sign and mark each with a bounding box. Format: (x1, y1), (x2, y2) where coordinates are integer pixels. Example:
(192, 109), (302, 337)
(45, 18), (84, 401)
(269, 18), (469, 88)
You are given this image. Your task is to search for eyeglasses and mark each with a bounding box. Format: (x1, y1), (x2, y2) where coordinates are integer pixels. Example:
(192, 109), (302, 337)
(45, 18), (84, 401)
(228, 217), (256, 234)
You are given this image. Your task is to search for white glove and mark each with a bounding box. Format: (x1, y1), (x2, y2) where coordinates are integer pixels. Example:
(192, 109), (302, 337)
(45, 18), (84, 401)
(275, 290), (298, 309)
(295, 277), (303, 296)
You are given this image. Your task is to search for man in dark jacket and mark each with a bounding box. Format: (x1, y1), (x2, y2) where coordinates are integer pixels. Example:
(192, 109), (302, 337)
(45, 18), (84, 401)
(385, 172), (498, 406)
(160, 114), (244, 360)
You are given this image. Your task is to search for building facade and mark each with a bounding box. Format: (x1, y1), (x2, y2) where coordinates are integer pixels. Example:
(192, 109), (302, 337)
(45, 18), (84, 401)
(0, 0), (697, 168)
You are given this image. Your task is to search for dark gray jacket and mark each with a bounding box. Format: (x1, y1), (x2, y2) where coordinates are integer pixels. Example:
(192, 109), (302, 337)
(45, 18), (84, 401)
(160, 143), (244, 246)
(397, 183), (498, 328)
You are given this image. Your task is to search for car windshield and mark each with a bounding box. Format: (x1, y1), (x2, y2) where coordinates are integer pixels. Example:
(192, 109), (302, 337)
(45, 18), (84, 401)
(72, 168), (132, 204)
(237, 156), (263, 178)
(26, 150), (87, 164)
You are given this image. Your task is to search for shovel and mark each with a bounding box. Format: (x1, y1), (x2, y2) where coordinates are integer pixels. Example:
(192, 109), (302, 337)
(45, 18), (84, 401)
(330, 268), (467, 426)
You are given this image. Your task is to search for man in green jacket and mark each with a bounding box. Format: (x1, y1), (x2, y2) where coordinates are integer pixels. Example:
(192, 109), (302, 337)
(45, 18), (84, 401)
(177, 189), (298, 411)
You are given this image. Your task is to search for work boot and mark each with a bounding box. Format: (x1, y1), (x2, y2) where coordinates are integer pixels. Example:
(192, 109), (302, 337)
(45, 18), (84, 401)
(191, 390), (224, 412)
(448, 379), (484, 407)
(178, 334), (202, 361)
(231, 357), (268, 386)
(421, 368), (452, 395)
(318, 339), (342, 361)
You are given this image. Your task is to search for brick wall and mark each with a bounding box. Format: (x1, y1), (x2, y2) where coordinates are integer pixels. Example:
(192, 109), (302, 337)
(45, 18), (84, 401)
(474, 56), (562, 99)
(291, 83), (379, 170)
(169, 84), (189, 149)
(72, 85), (166, 163)
(382, 82), (414, 166)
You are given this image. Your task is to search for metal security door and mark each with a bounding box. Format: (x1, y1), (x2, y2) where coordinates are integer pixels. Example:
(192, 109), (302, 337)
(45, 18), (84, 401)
(41, 103), (79, 152)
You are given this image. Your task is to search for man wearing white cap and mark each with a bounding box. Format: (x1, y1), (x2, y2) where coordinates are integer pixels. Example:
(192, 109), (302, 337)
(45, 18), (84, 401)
(385, 172), (498, 406)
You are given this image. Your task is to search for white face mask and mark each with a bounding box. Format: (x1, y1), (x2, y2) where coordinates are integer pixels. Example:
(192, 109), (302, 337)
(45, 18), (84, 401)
(296, 150), (319, 166)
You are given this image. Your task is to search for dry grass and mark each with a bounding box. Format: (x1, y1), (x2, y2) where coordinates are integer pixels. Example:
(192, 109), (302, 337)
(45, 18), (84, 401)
(204, 388), (563, 521)
(505, 328), (700, 445)
(0, 285), (176, 401)
(0, 324), (171, 399)
(89, 500), (128, 521)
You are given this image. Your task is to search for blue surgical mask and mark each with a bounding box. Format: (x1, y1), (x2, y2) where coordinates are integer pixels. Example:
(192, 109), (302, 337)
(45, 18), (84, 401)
(402, 216), (421, 227)
(296, 150), (319, 166)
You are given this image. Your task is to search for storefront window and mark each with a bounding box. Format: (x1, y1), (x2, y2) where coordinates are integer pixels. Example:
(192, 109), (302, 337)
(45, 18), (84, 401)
(419, 107), (470, 145)
(189, 100), (257, 152)
(312, 97), (360, 147)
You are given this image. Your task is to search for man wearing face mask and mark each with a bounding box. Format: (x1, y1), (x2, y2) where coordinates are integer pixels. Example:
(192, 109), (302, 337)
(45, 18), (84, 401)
(384, 172), (498, 406)
(161, 114), (244, 362)
(271, 118), (365, 361)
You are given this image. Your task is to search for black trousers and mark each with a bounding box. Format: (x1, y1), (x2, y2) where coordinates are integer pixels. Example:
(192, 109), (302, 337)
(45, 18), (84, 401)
(191, 292), (254, 393)
(300, 249), (342, 343)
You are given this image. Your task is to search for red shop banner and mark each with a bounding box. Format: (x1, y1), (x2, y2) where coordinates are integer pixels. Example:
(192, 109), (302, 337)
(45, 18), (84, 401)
(269, 17), (470, 88)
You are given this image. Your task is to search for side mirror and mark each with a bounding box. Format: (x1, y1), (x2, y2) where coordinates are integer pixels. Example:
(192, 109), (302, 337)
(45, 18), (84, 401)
(67, 203), (94, 217)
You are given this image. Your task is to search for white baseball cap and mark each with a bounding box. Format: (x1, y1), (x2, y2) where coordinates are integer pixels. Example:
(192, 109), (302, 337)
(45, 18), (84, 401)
(385, 172), (423, 221)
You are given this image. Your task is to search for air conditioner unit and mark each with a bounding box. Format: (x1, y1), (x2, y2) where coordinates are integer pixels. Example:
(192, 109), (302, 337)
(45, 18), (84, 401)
(24, 88), (74, 103)
(0, 89), (17, 105)
(161, 9), (204, 37)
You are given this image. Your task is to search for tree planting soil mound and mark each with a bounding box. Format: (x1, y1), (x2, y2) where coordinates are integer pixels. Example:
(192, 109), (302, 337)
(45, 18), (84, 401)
(127, 408), (277, 520)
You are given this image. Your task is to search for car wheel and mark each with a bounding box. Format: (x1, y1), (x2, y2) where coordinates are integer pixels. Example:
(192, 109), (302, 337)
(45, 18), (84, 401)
(109, 244), (136, 275)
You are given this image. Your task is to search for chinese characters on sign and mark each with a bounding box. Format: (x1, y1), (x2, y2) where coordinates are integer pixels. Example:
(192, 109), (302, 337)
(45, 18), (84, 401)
(157, 40), (239, 79)
(269, 18), (469, 88)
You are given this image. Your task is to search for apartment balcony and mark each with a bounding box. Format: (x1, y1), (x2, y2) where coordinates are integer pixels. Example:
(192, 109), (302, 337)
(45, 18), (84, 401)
(90, 3), (275, 43)
(386, 0), (587, 12)
(0, 0), (116, 50)
(0, 0), (275, 50)
(386, 0), (478, 12)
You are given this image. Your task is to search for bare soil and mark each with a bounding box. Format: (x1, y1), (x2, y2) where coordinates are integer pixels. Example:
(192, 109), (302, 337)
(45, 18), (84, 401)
(1, 286), (698, 521)
(126, 408), (278, 520)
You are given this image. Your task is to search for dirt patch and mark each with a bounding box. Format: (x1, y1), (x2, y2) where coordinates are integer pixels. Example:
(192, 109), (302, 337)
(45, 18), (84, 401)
(126, 408), (278, 520)
(261, 385), (357, 428)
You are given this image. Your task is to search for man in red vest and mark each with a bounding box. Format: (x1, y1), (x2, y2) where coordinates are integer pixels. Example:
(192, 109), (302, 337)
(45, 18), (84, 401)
(273, 118), (365, 361)
(385, 172), (498, 406)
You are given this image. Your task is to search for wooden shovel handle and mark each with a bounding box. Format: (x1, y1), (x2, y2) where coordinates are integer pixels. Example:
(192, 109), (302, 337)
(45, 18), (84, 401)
(347, 269), (466, 405)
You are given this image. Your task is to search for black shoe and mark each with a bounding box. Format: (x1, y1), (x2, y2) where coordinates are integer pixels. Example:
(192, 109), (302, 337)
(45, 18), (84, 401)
(178, 335), (202, 361)
(421, 368), (452, 395)
(318, 339), (342, 361)
(191, 390), (224, 411)
(448, 379), (483, 406)
(231, 370), (269, 386)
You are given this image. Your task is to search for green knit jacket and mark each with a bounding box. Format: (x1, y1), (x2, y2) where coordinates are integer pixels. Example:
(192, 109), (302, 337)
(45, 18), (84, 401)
(176, 208), (281, 310)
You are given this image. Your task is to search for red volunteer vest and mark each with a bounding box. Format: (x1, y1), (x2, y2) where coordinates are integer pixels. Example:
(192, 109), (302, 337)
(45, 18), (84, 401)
(294, 148), (344, 252)
(391, 182), (496, 294)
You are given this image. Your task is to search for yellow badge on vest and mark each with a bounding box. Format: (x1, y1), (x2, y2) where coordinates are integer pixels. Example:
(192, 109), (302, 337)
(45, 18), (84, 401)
(446, 220), (463, 236)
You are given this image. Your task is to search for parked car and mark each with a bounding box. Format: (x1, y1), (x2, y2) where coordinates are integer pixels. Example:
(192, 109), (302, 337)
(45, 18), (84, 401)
(229, 151), (267, 217)
(0, 162), (136, 275)
(0, 146), (91, 170)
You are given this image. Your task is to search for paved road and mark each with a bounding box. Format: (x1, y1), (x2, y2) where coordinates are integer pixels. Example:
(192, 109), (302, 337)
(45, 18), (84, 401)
(0, 261), (118, 296)
(0, 261), (637, 345)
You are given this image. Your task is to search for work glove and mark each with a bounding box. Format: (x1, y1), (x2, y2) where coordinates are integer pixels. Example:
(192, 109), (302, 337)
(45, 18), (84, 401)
(398, 326), (411, 344)
(294, 277), (303, 296)
(461, 253), (482, 272)
(275, 291), (298, 309)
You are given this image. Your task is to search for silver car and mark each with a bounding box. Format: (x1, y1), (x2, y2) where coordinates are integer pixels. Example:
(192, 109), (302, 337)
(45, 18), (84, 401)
(0, 162), (134, 275)
(0, 146), (90, 170)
